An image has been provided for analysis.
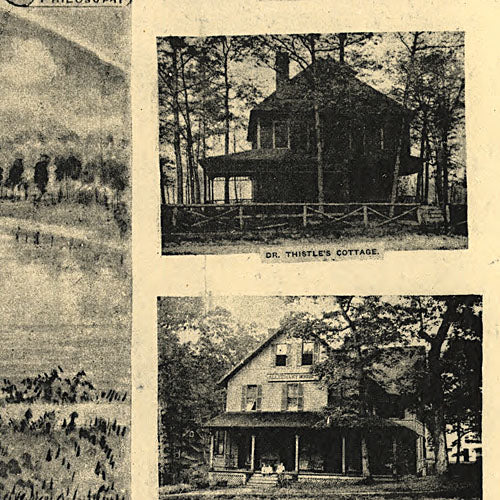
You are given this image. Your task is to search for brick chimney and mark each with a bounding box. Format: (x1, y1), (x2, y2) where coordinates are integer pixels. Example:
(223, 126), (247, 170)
(275, 52), (289, 98)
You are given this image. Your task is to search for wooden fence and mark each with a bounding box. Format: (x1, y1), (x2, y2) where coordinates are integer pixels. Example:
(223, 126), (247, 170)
(161, 202), (458, 240)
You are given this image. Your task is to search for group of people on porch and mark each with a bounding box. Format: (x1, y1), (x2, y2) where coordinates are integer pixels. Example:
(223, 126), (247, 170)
(261, 462), (285, 475)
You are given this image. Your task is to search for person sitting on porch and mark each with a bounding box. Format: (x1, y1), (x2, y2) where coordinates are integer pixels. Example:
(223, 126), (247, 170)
(276, 462), (285, 474)
(261, 463), (273, 475)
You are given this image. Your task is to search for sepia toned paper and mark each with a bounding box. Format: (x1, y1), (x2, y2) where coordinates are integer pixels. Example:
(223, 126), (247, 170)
(0, 0), (497, 499)
(133, 1), (497, 499)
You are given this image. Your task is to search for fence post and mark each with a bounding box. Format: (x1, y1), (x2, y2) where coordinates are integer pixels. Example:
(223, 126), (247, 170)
(303, 204), (308, 227)
(239, 206), (244, 230)
(363, 205), (368, 227)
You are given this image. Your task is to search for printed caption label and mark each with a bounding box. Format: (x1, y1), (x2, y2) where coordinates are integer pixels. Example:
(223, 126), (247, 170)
(260, 245), (384, 263)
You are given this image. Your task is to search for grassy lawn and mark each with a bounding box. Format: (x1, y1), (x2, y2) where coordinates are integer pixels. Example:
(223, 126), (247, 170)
(164, 226), (467, 255)
(0, 200), (126, 243)
(160, 476), (480, 499)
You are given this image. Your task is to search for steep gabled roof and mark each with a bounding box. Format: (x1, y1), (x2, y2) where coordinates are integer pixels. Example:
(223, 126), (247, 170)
(247, 57), (406, 142)
(218, 324), (425, 393)
(217, 329), (330, 387)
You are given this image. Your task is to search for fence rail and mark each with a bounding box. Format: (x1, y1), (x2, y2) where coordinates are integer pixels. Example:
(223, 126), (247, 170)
(160, 202), (464, 241)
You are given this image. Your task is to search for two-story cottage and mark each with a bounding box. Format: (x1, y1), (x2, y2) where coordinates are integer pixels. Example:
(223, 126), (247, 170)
(200, 54), (421, 205)
(206, 330), (428, 485)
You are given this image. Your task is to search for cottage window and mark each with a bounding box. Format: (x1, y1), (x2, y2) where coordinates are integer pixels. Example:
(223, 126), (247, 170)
(282, 383), (304, 411)
(214, 430), (224, 456)
(275, 343), (288, 366)
(259, 121), (289, 149)
(380, 126), (385, 150)
(241, 384), (262, 411)
(274, 122), (289, 148)
(260, 123), (273, 149)
(301, 341), (315, 366)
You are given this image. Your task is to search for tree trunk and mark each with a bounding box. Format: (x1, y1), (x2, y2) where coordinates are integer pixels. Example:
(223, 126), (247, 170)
(310, 38), (325, 208)
(171, 46), (184, 204)
(431, 412), (449, 474)
(180, 52), (200, 204)
(361, 435), (371, 477)
(424, 135), (430, 204)
(338, 33), (346, 63)
(456, 421), (462, 464)
(389, 33), (420, 217)
(223, 39), (231, 156)
(416, 116), (427, 203)
(424, 298), (457, 475)
(441, 131), (450, 224)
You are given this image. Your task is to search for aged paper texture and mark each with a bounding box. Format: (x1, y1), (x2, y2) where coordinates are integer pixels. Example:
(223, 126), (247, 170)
(133, 1), (498, 500)
(0, 1), (131, 498)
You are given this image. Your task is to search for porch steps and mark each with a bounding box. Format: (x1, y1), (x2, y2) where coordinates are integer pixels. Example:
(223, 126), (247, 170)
(245, 473), (279, 488)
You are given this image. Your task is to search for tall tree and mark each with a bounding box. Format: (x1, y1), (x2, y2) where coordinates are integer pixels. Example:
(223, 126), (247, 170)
(389, 32), (422, 216)
(281, 296), (414, 478)
(394, 295), (482, 475)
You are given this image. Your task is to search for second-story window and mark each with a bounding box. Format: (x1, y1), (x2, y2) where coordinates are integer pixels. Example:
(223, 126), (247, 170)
(260, 123), (273, 149)
(274, 122), (289, 148)
(275, 343), (288, 366)
(241, 384), (262, 411)
(259, 120), (289, 149)
(282, 383), (304, 411)
(301, 341), (315, 366)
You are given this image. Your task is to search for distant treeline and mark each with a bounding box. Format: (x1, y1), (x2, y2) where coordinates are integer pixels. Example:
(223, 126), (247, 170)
(0, 153), (128, 207)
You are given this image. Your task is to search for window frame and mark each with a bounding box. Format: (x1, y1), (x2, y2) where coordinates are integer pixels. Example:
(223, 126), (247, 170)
(275, 343), (288, 366)
(301, 341), (315, 366)
(257, 117), (290, 149)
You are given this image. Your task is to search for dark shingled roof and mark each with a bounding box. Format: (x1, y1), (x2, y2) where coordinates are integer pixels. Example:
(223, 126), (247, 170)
(205, 412), (421, 435)
(206, 412), (325, 428)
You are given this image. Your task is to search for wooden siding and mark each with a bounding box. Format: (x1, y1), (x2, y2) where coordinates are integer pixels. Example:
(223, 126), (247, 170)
(226, 333), (328, 413)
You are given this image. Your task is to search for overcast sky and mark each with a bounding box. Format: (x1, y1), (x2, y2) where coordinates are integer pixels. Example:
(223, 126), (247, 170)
(0, 6), (129, 142)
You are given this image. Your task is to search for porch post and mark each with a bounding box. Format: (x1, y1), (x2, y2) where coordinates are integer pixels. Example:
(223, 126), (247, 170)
(224, 430), (228, 467)
(415, 436), (421, 474)
(392, 435), (398, 473)
(224, 176), (230, 204)
(341, 435), (346, 474)
(203, 172), (207, 204)
(209, 433), (214, 470)
(250, 433), (256, 471)
(295, 434), (300, 473)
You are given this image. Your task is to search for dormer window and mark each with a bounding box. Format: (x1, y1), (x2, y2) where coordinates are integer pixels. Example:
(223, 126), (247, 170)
(257, 119), (290, 149)
(275, 343), (288, 366)
(301, 341), (315, 366)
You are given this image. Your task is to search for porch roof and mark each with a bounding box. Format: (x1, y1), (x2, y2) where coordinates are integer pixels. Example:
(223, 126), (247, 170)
(199, 149), (316, 177)
(206, 411), (324, 429)
(205, 412), (419, 435)
(199, 149), (422, 178)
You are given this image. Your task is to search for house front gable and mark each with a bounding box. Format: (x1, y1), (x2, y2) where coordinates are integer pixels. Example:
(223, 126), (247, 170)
(225, 332), (328, 413)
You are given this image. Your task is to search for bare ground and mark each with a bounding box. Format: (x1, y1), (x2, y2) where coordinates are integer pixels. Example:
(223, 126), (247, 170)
(164, 232), (467, 255)
(159, 476), (480, 499)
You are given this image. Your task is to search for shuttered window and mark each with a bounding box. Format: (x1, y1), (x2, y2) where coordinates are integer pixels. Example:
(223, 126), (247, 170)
(301, 341), (320, 365)
(241, 384), (262, 411)
(301, 341), (314, 365)
(282, 383), (304, 411)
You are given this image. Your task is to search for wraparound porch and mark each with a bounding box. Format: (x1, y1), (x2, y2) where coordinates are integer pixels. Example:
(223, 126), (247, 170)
(206, 414), (426, 481)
